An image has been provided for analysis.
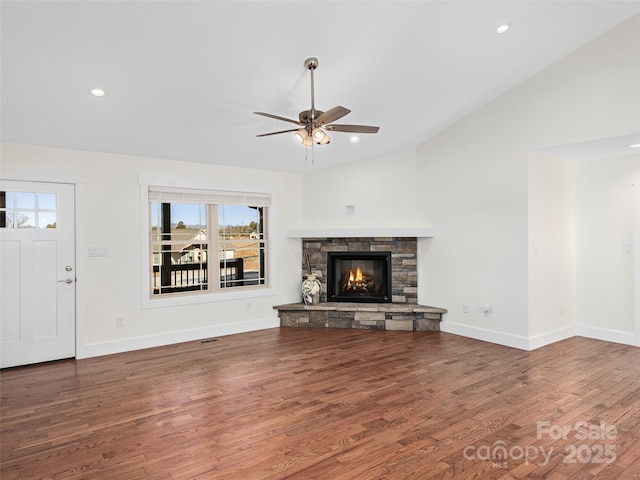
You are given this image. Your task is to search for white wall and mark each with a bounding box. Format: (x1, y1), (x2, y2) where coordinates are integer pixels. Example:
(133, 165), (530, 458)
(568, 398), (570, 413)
(528, 153), (576, 342)
(301, 147), (419, 228)
(1, 143), (303, 358)
(575, 155), (639, 341)
(416, 15), (639, 349)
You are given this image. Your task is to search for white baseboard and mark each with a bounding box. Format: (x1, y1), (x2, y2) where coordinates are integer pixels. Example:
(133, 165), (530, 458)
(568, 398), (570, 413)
(441, 321), (637, 350)
(574, 325), (637, 347)
(77, 315), (280, 359)
(527, 326), (576, 350)
(440, 322), (531, 350)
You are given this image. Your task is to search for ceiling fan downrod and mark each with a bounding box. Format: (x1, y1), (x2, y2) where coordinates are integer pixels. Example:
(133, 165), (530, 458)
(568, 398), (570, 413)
(304, 57), (319, 121)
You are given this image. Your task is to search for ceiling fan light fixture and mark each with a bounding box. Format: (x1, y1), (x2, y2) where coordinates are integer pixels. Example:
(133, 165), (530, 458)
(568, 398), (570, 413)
(317, 132), (331, 145)
(256, 57), (379, 156)
(312, 127), (327, 142)
(294, 129), (308, 144)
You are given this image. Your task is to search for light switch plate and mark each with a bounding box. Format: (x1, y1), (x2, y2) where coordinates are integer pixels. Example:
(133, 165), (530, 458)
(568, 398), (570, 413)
(88, 246), (109, 257)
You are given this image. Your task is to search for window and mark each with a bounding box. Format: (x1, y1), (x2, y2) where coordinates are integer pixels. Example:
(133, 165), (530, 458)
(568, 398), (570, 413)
(148, 186), (269, 298)
(0, 191), (57, 228)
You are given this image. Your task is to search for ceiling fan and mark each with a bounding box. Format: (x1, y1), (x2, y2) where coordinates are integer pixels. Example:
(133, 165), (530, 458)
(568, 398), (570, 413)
(255, 57), (379, 147)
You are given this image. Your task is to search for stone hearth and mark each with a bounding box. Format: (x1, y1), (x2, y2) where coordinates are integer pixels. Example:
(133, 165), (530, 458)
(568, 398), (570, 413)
(274, 302), (446, 331)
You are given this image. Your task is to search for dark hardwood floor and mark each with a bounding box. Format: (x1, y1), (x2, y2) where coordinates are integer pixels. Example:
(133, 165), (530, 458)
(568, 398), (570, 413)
(1, 328), (640, 479)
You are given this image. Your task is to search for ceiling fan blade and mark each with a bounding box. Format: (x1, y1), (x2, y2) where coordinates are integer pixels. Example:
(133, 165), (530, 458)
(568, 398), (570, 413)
(256, 128), (300, 137)
(325, 124), (380, 134)
(315, 106), (351, 125)
(254, 111), (303, 126)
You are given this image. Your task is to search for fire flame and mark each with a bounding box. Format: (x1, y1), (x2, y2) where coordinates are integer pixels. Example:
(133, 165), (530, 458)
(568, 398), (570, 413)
(348, 267), (363, 283)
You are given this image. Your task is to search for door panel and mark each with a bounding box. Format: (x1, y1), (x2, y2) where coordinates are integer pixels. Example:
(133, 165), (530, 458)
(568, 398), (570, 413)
(0, 180), (75, 368)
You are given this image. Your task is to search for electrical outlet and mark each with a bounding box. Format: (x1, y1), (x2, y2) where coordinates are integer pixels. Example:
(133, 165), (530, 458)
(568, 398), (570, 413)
(463, 304), (470, 313)
(116, 316), (125, 327)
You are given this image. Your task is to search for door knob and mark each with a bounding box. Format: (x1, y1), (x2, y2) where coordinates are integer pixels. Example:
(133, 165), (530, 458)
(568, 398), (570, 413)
(58, 278), (74, 284)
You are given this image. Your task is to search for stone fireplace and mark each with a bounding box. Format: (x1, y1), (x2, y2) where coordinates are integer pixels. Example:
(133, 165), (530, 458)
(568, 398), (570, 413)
(302, 236), (420, 304)
(274, 234), (447, 331)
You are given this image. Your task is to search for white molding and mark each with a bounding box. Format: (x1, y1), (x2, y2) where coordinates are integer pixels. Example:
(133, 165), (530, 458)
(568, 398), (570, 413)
(76, 316), (280, 359)
(575, 325), (637, 347)
(634, 168), (640, 346)
(0, 167), (88, 185)
(441, 321), (638, 350)
(528, 326), (576, 350)
(440, 321), (532, 350)
(285, 227), (435, 238)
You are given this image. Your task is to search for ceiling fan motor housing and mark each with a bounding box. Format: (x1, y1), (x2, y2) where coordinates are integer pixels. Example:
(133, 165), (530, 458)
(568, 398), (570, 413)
(298, 109), (323, 125)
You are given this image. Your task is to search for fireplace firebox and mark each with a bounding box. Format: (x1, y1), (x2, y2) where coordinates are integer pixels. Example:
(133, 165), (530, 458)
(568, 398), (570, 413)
(327, 252), (392, 303)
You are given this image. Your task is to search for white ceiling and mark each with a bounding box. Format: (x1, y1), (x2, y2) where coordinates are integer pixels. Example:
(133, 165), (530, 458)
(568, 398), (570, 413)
(1, 1), (639, 173)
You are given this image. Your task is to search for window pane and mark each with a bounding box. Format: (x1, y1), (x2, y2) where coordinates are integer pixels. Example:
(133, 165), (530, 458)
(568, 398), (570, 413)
(2, 211), (14, 228)
(220, 241), (264, 287)
(16, 192), (35, 209)
(151, 202), (206, 242)
(171, 203), (205, 228)
(38, 193), (57, 210)
(151, 201), (210, 296)
(17, 212), (36, 228)
(39, 212), (57, 228)
(218, 205), (262, 240)
(152, 244), (208, 295)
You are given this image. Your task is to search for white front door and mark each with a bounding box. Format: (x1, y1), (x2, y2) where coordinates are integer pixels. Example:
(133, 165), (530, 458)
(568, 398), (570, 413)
(0, 180), (76, 368)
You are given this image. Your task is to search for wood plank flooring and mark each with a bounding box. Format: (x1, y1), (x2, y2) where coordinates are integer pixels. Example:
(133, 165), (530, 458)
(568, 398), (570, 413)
(2, 328), (640, 479)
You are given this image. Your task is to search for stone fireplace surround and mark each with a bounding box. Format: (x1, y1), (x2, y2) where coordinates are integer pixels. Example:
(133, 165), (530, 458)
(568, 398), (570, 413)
(274, 233), (447, 331)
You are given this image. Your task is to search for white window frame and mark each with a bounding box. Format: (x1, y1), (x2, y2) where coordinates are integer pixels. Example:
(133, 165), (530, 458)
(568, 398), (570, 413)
(139, 174), (276, 309)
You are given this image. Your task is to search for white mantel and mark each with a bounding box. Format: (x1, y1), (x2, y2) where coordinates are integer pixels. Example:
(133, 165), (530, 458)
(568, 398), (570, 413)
(285, 227), (435, 238)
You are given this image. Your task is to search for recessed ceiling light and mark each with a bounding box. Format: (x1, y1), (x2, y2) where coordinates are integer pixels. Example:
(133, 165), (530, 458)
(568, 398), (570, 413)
(349, 136), (360, 144)
(496, 23), (511, 35)
(630, 144), (640, 148)
(88, 87), (108, 97)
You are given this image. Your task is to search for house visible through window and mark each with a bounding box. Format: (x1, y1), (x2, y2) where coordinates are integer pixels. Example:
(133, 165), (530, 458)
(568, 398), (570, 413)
(148, 187), (269, 297)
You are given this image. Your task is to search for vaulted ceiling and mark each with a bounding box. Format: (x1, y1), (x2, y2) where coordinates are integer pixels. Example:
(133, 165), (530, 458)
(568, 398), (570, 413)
(2, 1), (639, 172)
